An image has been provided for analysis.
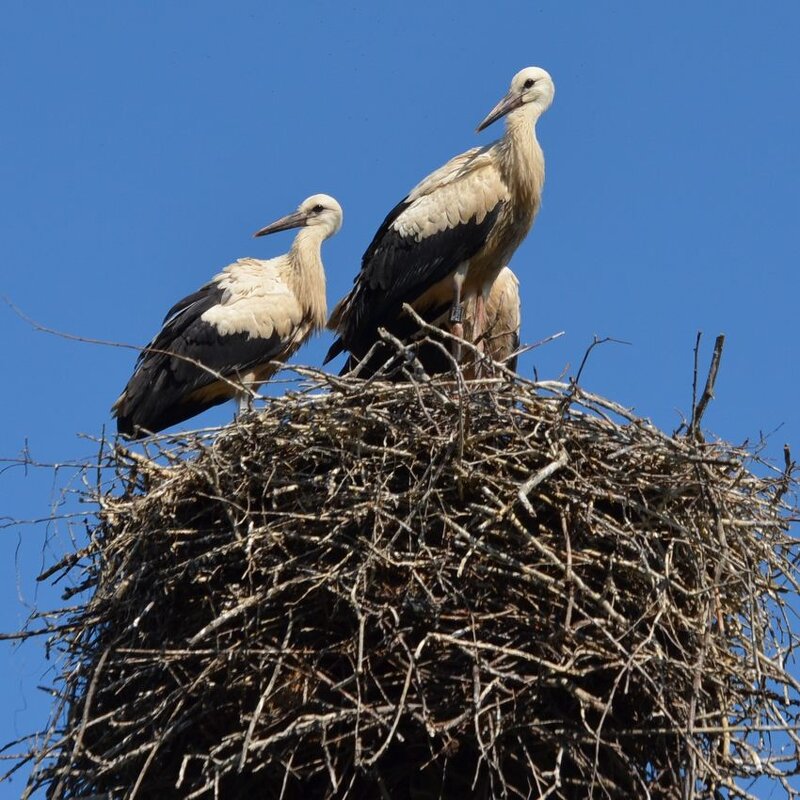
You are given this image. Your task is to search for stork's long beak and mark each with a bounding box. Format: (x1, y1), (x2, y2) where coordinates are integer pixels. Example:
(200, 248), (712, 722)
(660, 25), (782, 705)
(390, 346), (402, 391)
(476, 90), (525, 132)
(253, 209), (311, 238)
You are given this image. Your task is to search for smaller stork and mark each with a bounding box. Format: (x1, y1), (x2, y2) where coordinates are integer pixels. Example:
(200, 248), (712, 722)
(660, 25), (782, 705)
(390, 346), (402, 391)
(466, 266), (521, 369)
(113, 194), (342, 438)
(326, 66), (553, 369)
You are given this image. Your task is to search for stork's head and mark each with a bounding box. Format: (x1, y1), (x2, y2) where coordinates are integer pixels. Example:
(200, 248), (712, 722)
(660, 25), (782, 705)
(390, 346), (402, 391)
(253, 194), (343, 239)
(477, 67), (554, 132)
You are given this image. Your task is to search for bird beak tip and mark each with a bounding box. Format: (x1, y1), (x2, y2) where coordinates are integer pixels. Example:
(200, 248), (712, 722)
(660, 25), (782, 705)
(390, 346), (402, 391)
(476, 110), (499, 134)
(476, 114), (497, 134)
(252, 210), (308, 238)
(477, 91), (521, 133)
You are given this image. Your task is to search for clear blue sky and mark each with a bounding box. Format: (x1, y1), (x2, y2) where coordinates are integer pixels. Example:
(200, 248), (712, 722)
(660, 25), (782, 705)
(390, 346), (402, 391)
(1, 3), (798, 795)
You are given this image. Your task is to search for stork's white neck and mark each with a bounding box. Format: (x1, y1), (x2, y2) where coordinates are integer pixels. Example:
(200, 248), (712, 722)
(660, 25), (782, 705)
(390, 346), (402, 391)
(500, 108), (545, 212)
(287, 228), (328, 331)
(290, 225), (326, 255)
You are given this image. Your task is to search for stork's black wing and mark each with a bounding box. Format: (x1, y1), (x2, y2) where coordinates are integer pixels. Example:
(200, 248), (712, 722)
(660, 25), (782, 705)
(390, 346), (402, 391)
(114, 281), (285, 438)
(325, 197), (503, 363)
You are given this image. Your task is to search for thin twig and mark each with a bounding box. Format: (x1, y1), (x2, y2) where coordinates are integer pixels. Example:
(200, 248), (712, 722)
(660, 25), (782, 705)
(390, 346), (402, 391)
(690, 334), (726, 439)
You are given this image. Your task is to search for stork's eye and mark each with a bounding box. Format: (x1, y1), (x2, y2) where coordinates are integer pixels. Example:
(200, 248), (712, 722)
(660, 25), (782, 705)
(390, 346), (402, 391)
(523, 78), (536, 89)
(312, 204), (325, 213)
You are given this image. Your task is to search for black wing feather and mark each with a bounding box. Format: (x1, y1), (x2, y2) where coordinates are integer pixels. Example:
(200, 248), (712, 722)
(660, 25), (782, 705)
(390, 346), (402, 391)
(326, 199), (503, 363)
(338, 299), (453, 379)
(162, 281), (221, 325)
(115, 285), (285, 437)
(127, 282), (223, 372)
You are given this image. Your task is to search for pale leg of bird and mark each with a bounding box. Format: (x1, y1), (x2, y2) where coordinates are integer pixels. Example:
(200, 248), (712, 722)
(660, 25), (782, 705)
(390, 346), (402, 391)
(449, 264), (469, 363)
(474, 283), (495, 376)
(474, 293), (486, 351)
(235, 391), (252, 419)
(471, 291), (486, 378)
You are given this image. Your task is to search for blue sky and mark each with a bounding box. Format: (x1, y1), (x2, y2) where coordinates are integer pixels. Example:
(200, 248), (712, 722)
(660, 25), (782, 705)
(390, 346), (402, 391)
(1, 3), (798, 795)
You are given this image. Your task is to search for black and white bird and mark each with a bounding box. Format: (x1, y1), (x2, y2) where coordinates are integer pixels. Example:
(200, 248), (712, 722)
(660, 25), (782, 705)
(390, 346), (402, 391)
(326, 66), (553, 369)
(113, 194), (342, 438)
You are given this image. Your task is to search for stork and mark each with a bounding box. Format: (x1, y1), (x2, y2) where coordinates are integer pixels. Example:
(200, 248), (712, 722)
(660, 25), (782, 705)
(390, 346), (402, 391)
(343, 265), (521, 378)
(467, 265), (521, 369)
(113, 194), (342, 438)
(325, 66), (553, 369)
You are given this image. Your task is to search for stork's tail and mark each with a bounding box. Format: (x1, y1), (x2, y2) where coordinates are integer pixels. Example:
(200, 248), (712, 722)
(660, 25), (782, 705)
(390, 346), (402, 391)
(111, 371), (232, 440)
(111, 391), (143, 439)
(323, 337), (345, 366)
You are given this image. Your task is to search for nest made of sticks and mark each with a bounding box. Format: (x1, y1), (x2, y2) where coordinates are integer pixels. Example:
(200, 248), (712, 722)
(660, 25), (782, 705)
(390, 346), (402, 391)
(12, 363), (800, 799)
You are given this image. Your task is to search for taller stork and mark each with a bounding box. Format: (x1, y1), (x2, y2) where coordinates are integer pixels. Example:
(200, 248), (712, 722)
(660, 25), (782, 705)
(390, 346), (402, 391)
(326, 66), (553, 368)
(113, 194), (342, 438)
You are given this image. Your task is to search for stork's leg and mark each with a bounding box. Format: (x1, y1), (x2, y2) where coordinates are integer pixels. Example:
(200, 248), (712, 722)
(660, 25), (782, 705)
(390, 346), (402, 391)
(235, 391), (252, 419)
(470, 291), (485, 378)
(474, 293), (486, 353)
(449, 265), (469, 363)
(471, 284), (494, 377)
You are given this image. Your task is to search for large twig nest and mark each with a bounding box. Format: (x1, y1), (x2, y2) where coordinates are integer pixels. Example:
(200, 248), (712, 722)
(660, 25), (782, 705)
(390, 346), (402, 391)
(16, 369), (800, 799)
